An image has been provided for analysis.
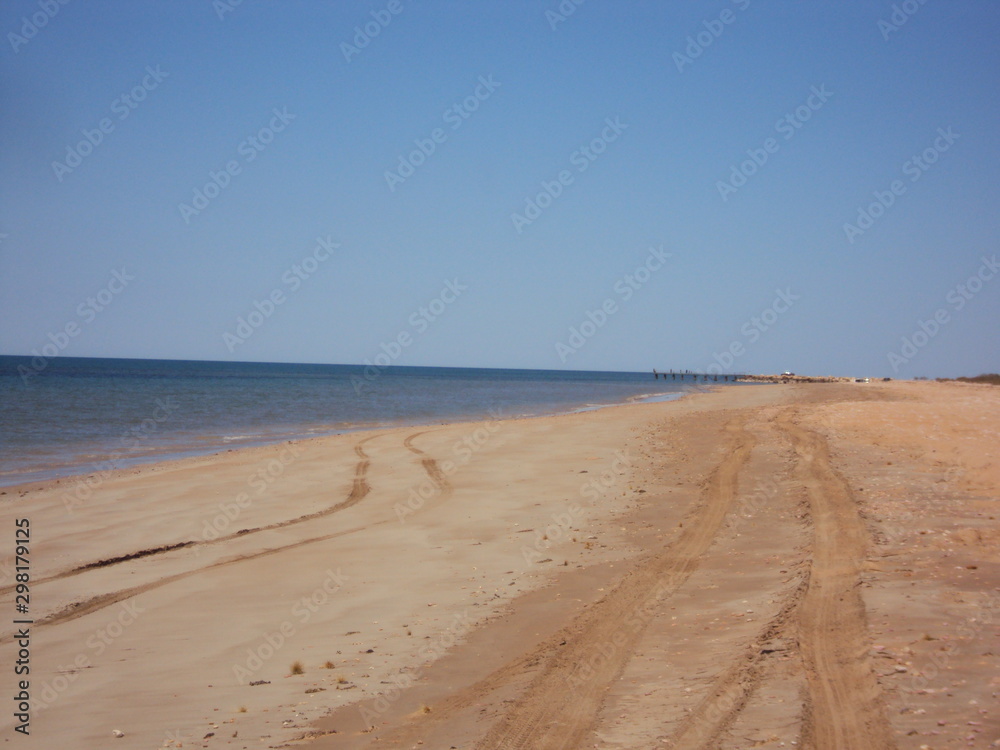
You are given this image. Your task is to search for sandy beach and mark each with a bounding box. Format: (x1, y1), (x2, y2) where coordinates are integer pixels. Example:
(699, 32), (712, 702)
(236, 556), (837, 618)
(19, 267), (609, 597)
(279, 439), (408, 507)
(1, 381), (998, 749)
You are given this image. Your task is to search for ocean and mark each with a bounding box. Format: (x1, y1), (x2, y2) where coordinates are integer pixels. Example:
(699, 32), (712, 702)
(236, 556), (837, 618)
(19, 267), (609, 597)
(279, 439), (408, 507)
(0, 356), (732, 487)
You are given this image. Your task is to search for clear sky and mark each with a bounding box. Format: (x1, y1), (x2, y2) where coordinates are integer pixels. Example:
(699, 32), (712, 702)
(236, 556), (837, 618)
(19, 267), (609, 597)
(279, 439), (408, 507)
(1, 0), (998, 378)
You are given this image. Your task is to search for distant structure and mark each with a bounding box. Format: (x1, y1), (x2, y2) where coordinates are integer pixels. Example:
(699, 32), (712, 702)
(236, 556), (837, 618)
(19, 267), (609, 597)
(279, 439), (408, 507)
(653, 369), (743, 382)
(654, 370), (857, 385)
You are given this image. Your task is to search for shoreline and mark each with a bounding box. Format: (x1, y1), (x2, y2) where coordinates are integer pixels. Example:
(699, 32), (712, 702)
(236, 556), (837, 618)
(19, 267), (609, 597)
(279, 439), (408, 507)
(0, 356), (714, 491)
(1, 380), (996, 748)
(0, 385), (700, 492)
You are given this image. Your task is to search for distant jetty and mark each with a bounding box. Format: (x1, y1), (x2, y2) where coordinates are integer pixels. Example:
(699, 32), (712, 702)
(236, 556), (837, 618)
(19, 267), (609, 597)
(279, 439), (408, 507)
(652, 369), (745, 382)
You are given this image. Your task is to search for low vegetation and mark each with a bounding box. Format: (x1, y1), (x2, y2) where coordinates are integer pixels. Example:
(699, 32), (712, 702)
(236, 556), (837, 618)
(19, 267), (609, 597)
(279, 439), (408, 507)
(936, 373), (1000, 385)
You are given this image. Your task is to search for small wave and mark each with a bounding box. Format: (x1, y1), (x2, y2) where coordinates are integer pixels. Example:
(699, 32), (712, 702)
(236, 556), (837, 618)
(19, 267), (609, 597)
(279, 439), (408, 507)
(630, 392), (686, 404)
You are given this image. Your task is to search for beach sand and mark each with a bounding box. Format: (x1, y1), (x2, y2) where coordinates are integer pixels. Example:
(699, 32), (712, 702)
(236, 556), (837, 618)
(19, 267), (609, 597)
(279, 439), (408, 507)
(1, 381), (997, 749)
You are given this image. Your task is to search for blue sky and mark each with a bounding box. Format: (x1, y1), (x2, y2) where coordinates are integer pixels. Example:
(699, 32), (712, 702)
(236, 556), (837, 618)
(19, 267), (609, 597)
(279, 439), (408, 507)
(1, 0), (998, 378)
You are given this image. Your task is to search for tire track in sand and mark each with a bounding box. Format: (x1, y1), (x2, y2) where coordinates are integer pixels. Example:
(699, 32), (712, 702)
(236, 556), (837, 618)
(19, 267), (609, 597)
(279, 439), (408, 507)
(661, 577), (807, 749)
(403, 430), (453, 499)
(469, 415), (753, 750)
(779, 411), (895, 750)
(0, 520), (391, 642)
(0, 435), (378, 596)
(357, 414), (753, 750)
(656, 410), (804, 750)
(0, 434), (383, 641)
(662, 410), (895, 749)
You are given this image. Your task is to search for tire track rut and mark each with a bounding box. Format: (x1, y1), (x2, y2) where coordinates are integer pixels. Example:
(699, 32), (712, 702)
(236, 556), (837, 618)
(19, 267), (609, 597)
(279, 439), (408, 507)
(780, 411), (895, 750)
(0, 521), (389, 643)
(361, 406), (894, 750)
(0, 434), (385, 641)
(357, 414), (753, 750)
(662, 577), (807, 749)
(1, 435), (378, 596)
(470, 416), (753, 750)
(403, 430), (453, 499)
(661, 409), (895, 749)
